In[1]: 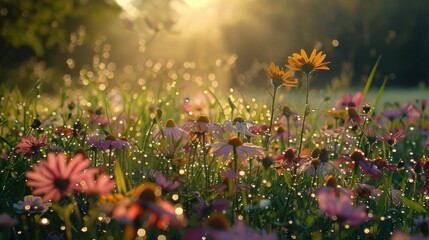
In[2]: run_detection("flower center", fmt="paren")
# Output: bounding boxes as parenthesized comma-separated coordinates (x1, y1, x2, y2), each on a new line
(350, 149, 365, 162)
(228, 137, 243, 147)
(319, 149, 329, 162)
(347, 107, 359, 119)
(105, 135, 116, 141)
(196, 115, 210, 123)
(206, 213, 230, 230)
(166, 119, 176, 128)
(302, 63, 314, 74)
(233, 116, 244, 124)
(54, 178, 70, 192)
(277, 126, 286, 134)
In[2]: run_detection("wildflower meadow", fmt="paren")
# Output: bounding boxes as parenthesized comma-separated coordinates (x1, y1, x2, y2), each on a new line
(0, 45, 428, 240)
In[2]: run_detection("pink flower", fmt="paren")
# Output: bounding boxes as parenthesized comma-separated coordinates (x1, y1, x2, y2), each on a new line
(316, 189, 370, 225)
(335, 92, 363, 110)
(153, 119, 188, 141)
(15, 134, 47, 156)
(209, 136, 264, 164)
(81, 173, 116, 196)
(378, 129, 406, 146)
(25, 153, 98, 202)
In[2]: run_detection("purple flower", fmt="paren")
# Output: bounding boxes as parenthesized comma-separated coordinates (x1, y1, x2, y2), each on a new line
(195, 196, 231, 217)
(155, 172, 181, 192)
(13, 195, 51, 215)
(87, 134, 131, 150)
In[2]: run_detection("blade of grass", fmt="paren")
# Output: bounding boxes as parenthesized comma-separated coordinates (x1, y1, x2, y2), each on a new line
(370, 76, 388, 116)
(361, 55, 382, 110)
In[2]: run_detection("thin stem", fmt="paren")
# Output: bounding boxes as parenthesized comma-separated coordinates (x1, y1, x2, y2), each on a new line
(265, 87, 278, 150)
(298, 74, 310, 158)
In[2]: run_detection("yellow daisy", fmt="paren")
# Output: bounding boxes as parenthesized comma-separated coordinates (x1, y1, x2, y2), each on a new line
(286, 49, 330, 74)
(264, 62, 298, 88)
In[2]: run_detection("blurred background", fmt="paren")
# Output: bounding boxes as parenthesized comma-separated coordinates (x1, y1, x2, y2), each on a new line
(1, 0, 428, 93)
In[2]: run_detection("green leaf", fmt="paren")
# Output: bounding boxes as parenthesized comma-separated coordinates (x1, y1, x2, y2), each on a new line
(397, 195, 427, 213)
(362, 55, 382, 109)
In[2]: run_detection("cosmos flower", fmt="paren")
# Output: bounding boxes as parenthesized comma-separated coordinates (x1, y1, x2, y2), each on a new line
(15, 134, 47, 156)
(264, 62, 298, 88)
(286, 49, 330, 74)
(209, 136, 264, 164)
(316, 189, 370, 225)
(25, 152, 98, 202)
(13, 195, 51, 215)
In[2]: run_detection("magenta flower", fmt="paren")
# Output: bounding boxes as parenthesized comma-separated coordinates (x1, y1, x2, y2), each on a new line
(15, 134, 47, 156)
(209, 136, 264, 164)
(13, 195, 51, 215)
(25, 152, 98, 202)
(195, 196, 231, 218)
(316, 189, 370, 225)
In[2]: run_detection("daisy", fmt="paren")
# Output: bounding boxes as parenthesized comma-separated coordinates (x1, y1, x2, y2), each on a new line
(264, 62, 298, 89)
(286, 49, 330, 74)
(209, 136, 264, 164)
(25, 152, 98, 202)
(15, 134, 47, 156)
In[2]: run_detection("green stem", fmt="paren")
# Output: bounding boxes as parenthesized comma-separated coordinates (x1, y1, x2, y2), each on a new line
(298, 73, 310, 158)
(265, 87, 278, 150)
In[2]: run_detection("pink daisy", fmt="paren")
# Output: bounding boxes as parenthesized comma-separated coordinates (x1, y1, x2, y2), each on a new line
(209, 136, 264, 164)
(316, 189, 370, 225)
(15, 134, 47, 156)
(25, 152, 98, 202)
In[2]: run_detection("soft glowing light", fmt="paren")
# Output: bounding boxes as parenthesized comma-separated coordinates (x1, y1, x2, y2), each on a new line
(184, 0, 216, 8)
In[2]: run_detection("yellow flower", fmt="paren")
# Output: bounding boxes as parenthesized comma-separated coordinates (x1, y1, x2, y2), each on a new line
(264, 62, 298, 88)
(286, 49, 330, 74)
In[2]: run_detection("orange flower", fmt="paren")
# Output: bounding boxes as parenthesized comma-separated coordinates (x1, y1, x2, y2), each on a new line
(264, 62, 298, 88)
(286, 49, 330, 74)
